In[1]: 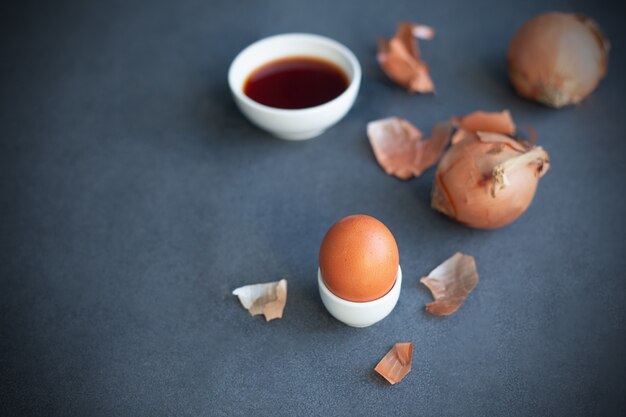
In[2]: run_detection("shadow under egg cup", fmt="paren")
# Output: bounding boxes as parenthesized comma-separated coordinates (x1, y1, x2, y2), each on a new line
(318, 266, 402, 328)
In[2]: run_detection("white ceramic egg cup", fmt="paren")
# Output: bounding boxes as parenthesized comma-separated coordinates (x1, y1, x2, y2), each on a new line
(318, 266, 402, 328)
(228, 33, 361, 140)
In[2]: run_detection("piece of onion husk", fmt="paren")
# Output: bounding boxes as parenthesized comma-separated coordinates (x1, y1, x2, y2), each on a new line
(378, 22, 435, 93)
(432, 132, 550, 229)
(420, 252, 478, 315)
(374, 343, 413, 384)
(507, 12, 609, 108)
(368, 117, 452, 179)
(232, 279, 287, 321)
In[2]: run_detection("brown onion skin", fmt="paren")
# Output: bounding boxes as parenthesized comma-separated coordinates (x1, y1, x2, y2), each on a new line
(432, 134, 549, 229)
(507, 12, 609, 108)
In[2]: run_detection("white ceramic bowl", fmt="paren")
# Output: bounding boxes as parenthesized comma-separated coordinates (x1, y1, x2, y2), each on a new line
(318, 265, 402, 328)
(228, 33, 361, 140)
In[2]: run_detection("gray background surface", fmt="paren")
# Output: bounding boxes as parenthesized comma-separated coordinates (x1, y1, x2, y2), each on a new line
(1, 0, 625, 415)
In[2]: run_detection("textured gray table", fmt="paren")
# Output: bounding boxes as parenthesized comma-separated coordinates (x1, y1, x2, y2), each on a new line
(1, 0, 625, 416)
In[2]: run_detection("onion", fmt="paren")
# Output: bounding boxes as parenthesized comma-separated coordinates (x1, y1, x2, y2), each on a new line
(507, 12, 609, 108)
(432, 132, 550, 229)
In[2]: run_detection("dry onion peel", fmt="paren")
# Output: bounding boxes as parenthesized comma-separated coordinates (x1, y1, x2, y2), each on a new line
(451, 109, 516, 145)
(475, 131, 527, 152)
(368, 117, 423, 180)
(507, 12, 609, 108)
(451, 110, 516, 136)
(520, 125, 538, 146)
(420, 121, 453, 170)
(420, 252, 478, 315)
(232, 279, 287, 321)
(368, 117, 451, 180)
(451, 128, 473, 145)
(374, 342, 413, 384)
(432, 131, 549, 229)
(378, 22, 435, 93)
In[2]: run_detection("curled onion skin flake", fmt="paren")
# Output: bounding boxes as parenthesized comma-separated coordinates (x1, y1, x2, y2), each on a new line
(432, 132, 550, 229)
(368, 117, 452, 179)
(232, 279, 287, 321)
(378, 22, 435, 93)
(507, 12, 609, 108)
(368, 117, 424, 180)
(420, 121, 453, 171)
(451, 110, 516, 136)
(450, 128, 473, 146)
(451, 109, 517, 145)
(420, 252, 478, 315)
(374, 342, 413, 384)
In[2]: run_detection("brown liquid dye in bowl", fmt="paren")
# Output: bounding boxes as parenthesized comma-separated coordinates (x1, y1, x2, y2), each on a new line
(243, 56, 349, 109)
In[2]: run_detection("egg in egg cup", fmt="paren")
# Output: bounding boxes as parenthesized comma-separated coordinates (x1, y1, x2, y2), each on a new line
(318, 214, 402, 328)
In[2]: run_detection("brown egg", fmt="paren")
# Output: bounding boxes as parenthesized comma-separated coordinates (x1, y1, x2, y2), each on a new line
(319, 214, 399, 302)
